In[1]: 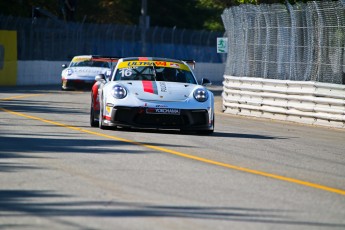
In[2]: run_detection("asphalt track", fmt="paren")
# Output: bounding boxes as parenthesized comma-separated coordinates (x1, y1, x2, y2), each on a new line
(0, 85, 344, 230)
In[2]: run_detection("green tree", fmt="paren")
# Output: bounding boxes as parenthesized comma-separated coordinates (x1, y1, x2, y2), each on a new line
(0, 0, 320, 31)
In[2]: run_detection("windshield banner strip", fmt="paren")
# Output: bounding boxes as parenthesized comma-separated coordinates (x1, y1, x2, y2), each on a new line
(118, 61, 190, 71)
(72, 57, 92, 62)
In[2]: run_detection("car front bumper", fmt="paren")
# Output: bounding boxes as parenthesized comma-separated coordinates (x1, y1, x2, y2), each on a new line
(103, 106, 213, 130)
(62, 79, 96, 90)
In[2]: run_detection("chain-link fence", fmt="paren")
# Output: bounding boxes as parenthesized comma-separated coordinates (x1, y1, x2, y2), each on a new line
(222, 0, 345, 84)
(0, 15, 224, 63)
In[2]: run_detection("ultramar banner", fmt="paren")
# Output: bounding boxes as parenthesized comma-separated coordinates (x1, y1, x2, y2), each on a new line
(0, 30, 17, 86)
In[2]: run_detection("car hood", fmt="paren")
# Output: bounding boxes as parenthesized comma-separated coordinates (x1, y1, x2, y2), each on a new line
(122, 81, 200, 101)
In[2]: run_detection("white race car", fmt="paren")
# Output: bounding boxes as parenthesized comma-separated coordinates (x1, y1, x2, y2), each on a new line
(90, 57, 214, 134)
(61, 55, 112, 90)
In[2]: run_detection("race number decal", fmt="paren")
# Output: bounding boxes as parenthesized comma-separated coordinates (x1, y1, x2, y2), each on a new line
(119, 68, 133, 78)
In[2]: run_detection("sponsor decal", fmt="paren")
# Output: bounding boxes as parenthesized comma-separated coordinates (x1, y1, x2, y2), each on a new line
(142, 80, 158, 94)
(126, 61, 151, 67)
(123, 61, 166, 67)
(146, 108, 180, 115)
(105, 104, 112, 114)
(75, 68, 104, 73)
(159, 82, 167, 92)
(154, 61, 166, 66)
(169, 63, 180, 68)
(119, 61, 190, 71)
(156, 105, 168, 108)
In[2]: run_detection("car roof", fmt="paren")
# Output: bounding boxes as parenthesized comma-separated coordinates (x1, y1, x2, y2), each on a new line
(72, 55, 120, 60)
(72, 55, 92, 59)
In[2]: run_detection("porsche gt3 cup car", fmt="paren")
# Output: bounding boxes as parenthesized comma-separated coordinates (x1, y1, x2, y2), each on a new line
(90, 57, 214, 134)
(61, 55, 113, 90)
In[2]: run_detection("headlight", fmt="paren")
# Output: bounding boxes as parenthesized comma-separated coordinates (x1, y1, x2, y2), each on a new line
(67, 69, 73, 76)
(111, 85, 127, 99)
(193, 88, 208, 102)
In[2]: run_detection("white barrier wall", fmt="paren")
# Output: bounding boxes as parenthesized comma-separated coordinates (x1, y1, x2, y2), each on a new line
(223, 75, 345, 129)
(193, 62, 225, 85)
(17, 61, 66, 85)
(16, 61, 225, 85)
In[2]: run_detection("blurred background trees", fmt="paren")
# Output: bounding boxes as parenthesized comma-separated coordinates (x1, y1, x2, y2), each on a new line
(0, 0, 318, 31)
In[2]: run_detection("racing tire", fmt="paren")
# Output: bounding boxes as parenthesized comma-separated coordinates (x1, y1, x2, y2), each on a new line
(90, 106, 98, 127)
(90, 95, 99, 127)
(99, 105, 106, 129)
(197, 115, 215, 135)
(198, 129, 214, 135)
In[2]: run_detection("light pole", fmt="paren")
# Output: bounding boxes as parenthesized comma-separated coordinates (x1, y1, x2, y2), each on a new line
(140, 0, 149, 56)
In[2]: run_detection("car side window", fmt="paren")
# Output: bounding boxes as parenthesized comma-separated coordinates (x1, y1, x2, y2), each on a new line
(185, 71, 197, 84)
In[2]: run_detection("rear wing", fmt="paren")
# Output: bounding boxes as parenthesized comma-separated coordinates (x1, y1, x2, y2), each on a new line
(91, 56, 121, 69)
(183, 60, 196, 69)
(91, 56, 121, 63)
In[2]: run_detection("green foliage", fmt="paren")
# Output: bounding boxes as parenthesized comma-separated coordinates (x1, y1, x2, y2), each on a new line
(0, 0, 317, 31)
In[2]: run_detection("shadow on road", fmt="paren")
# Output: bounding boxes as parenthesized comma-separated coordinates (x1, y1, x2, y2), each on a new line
(0, 189, 343, 228)
(211, 132, 287, 139)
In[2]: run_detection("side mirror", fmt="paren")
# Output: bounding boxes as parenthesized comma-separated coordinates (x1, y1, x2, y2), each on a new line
(201, 78, 212, 86)
(62, 64, 67, 69)
(105, 70, 112, 80)
(95, 74, 106, 83)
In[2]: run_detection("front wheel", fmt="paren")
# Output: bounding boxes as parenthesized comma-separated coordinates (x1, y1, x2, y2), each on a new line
(99, 105, 106, 129)
(90, 106, 98, 127)
(198, 129, 214, 135)
(197, 114, 215, 135)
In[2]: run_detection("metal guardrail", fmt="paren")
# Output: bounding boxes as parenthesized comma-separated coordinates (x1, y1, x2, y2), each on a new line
(0, 15, 225, 63)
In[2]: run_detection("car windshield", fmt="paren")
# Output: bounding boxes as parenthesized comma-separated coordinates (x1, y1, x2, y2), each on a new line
(114, 66, 197, 84)
(70, 60, 110, 68)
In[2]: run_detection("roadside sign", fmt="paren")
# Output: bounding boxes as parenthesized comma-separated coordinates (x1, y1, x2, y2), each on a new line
(217, 37, 228, 53)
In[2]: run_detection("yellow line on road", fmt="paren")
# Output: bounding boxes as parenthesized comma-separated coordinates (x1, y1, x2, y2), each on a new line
(1, 95, 345, 196)
(0, 94, 43, 101)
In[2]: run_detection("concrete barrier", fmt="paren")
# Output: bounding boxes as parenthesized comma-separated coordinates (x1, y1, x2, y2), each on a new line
(17, 61, 65, 85)
(223, 75, 345, 129)
(16, 61, 225, 86)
